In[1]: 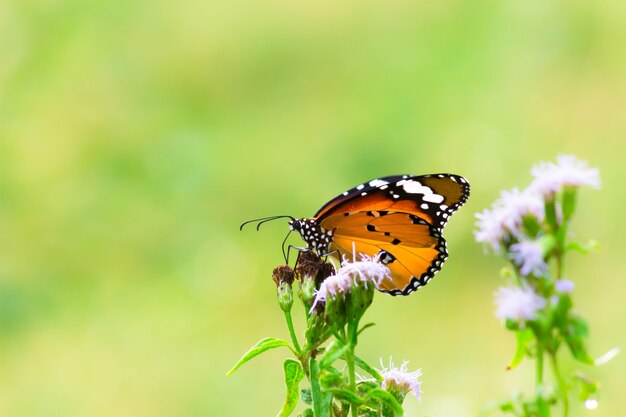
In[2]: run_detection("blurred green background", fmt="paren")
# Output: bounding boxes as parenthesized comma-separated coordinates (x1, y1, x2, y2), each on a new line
(1, 0, 625, 415)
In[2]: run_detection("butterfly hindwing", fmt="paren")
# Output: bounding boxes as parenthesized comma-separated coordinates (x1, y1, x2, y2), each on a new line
(327, 212, 447, 295)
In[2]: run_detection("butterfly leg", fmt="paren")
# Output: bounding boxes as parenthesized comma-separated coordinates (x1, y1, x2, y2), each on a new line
(285, 244, 311, 265)
(318, 249, 338, 261)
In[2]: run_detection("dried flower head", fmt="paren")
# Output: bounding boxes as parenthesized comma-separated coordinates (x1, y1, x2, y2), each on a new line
(272, 265, 295, 287)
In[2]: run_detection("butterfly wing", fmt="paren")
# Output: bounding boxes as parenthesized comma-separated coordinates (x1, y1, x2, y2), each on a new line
(316, 174, 470, 295)
(316, 174, 470, 230)
(326, 211, 446, 295)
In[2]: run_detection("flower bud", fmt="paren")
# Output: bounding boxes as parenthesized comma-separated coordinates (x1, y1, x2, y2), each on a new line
(295, 252, 334, 305)
(277, 281, 293, 312)
(346, 281, 374, 322)
(272, 265, 294, 312)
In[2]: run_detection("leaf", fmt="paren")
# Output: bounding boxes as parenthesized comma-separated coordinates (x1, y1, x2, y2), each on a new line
(366, 388, 403, 416)
(565, 240, 600, 254)
(563, 317, 594, 365)
(561, 187, 577, 222)
(309, 357, 332, 417)
(544, 198, 559, 231)
(278, 359, 305, 417)
(358, 322, 376, 335)
(507, 328, 533, 370)
(574, 372, 598, 401)
(354, 356, 383, 381)
(319, 340, 348, 369)
(324, 388, 364, 404)
(226, 337, 294, 375)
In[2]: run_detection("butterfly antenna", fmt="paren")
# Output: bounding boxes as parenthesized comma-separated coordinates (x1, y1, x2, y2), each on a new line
(239, 215, 295, 231)
(281, 229, 293, 263)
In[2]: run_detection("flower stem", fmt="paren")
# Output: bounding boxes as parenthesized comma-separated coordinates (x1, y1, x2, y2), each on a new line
(536, 342, 544, 388)
(550, 352, 569, 417)
(347, 320, 359, 417)
(284, 310, 302, 354)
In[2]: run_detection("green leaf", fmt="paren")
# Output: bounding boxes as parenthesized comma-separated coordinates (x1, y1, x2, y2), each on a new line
(562, 186, 577, 222)
(297, 409, 314, 417)
(358, 322, 376, 335)
(319, 368, 344, 389)
(565, 240, 600, 254)
(319, 340, 348, 369)
(226, 337, 294, 375)
(278, 359, 305, 417)
(574, 372, 599, 401)
(366, 388, 403, 416)
(324, 387, 364, 404)
(507, 328, 533, 370)
(355, 356, 383, 381)
(310, 357, 332, 417)
(544, 197, 559, 231)
(563, 317, 594, 365)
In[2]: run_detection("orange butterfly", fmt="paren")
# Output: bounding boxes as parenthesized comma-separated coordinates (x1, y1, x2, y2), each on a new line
(244, 174, 470, 296)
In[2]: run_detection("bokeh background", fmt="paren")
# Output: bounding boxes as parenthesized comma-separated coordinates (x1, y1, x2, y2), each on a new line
(1, 0, 625, 416)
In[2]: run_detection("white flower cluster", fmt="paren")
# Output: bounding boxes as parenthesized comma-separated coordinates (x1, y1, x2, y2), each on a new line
(310, 253, 390, 311)
(378, 358, 422, 401)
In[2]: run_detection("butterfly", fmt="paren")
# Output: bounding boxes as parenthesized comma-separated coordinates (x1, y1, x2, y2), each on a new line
(243, 174, 470, 296)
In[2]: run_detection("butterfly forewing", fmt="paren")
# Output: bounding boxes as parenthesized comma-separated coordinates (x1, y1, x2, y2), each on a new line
(315, 174, 469, 230)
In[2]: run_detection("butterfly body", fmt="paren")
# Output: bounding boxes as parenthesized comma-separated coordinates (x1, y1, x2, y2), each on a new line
(289, 174, 470, 296)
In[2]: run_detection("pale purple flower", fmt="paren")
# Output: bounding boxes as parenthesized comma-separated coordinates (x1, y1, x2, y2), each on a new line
(474, 188, 544, 252)
(378, 358, 422, 401)
(339, 252, 390, 288)
(509, 240, 547, 276)
(311, 273, 351, 310)
(310, 252, 390, 311)
(530, 154, 601, 197)
(555, 279, 575, 293)
(494, 286, 547, 321)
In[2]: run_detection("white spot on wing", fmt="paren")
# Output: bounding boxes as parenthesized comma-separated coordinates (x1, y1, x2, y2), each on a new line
(402, 181, 432, 195)
(369, 179, 389, 187)
(356, 184, 365, 190)
(423, 193, 444, 204)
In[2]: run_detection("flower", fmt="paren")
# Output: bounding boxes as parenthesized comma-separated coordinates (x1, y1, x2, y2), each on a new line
(509, 240, 548, 276)
(530, 154, 601, 197)
(494, 286, 547, 321)
(309, 252, 391, 312)
(310, 273, 351, 311)
(554, 279, 575, 293)
(474, 188, 544, 252)
(339, 252, 390, 288)
(378, 358, 422, 402)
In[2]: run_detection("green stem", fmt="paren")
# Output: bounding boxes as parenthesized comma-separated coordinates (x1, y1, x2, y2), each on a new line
(550, 352, 569, 417)
(347, 320, 359, 417)
(310, 357, 324, 417)
(284, 310, 302, 354)
(536, 342, 544, 389)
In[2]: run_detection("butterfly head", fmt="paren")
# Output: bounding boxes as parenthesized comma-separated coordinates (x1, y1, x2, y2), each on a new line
(289, 218, 333, 254)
